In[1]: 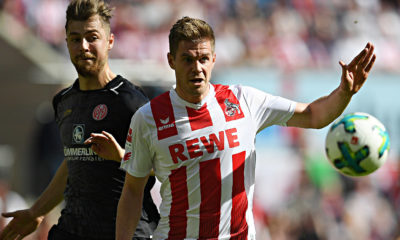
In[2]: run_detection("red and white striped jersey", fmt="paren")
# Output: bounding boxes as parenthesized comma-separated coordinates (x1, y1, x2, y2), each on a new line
(121, 84, 296, 239)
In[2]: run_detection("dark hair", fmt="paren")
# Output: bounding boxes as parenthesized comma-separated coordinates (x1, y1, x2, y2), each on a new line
(169, 16, 215, 57)
(65, 0, 114, 33)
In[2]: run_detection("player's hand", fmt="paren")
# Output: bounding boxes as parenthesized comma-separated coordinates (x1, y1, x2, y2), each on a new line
(339, 42, 376, 95)
(84, 131, 125, 162)
(0, 209, 43, 240)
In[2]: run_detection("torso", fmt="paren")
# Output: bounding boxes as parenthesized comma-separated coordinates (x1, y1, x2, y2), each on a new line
(123, 84, 296, 239)
(53, 76, 158, 239)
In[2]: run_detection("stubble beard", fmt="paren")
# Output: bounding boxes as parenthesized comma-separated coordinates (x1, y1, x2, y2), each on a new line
(73, 58, 106, 77)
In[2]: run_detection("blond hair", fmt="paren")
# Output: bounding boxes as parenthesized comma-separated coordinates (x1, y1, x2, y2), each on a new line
(169, 16, 215, 57)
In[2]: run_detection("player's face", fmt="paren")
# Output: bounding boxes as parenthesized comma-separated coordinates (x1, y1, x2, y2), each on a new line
(66, 15, 114, 77)
(168, 39, 216, 103)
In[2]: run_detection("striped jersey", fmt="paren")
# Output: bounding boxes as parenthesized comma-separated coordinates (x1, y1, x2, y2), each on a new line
(121, 84, 296, 239)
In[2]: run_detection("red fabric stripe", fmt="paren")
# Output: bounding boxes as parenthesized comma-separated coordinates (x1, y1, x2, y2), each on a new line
(168, 166, 189, 239)
(150, 92, 178, 140)
(199, 158, 221, 239)
(230, 151, 248, 239)
(186, 104, 213, 131)
(214, 84, 244, 122)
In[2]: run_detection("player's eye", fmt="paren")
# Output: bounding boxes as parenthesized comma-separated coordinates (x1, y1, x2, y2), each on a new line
(87, 35, 99, 42)
(184, 57, 193, 63)
(200, 57, 209, 63)
(69, 38, 80, 43)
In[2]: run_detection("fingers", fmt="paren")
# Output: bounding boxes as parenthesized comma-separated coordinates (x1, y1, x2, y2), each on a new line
(83, 137, 92, 145)
(360, 43, 375, 69)
(339, 60, 349, 78)
(101, 131, 115, 141)
(84, 133, 109, 145)
(1, 212, 16, 218)
(347, 43, 370, 68)
(364, 54, 376, 73)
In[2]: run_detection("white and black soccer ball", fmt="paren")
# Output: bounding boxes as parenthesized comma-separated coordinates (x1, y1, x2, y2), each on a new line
(325, 112, 390, 177)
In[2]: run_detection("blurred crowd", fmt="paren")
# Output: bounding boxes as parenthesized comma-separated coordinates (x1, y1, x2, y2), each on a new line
(1, 0, 400, 239)
(2, 0, 400, 71)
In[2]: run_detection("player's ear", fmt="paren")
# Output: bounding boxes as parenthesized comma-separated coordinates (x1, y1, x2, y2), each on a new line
(108, 33, 114, 50)
(167, 52, 175, 70)
(212, 52, 216, 65)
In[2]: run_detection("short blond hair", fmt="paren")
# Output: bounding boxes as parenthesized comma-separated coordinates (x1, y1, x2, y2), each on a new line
(169, 16, 215, 57)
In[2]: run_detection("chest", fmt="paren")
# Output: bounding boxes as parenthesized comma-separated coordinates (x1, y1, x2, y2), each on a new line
(150, 99, 256, 171)
(56, 92, 131, 147)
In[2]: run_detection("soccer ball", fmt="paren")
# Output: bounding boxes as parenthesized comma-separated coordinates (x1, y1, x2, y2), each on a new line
(325, 112, 390, 177)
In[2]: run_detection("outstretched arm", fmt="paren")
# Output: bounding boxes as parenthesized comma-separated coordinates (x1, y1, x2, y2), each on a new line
(287, 42, 376, 129)
(0, 160, 68, 240)
(116, 173, 149, 240)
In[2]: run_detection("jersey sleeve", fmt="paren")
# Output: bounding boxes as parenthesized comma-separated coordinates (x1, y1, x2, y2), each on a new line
(120, 108, 153, 178)
(239, 85, 296, 132)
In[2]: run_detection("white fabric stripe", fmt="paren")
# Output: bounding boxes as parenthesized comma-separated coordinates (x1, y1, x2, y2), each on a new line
(186, 157, 201, 237)
(219, 153, 233, 238)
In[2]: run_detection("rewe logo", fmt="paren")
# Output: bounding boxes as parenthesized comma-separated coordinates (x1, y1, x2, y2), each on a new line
(158, 116, 175, 131)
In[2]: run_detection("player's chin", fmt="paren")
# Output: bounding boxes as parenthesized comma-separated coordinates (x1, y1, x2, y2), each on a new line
(76, 65, 100, 77)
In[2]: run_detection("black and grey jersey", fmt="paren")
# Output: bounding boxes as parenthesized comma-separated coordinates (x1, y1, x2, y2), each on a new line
(53, 75, 159, 239)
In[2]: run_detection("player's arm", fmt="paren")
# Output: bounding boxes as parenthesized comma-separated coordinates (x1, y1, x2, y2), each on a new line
(116, 173, 149, 240)
(85, 132, 156, 176)
(0, 159, 68, 240)
(287, 42, 376, 129)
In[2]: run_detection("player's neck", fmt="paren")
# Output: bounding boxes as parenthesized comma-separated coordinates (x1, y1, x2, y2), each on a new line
(176, 84, 210, 104)
(78, 66, 116, 91)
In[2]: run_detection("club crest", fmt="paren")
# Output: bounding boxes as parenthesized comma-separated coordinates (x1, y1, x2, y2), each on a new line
(72, 124, 85, 144)
(92, 104, 108, 121)
(224, 99, 241, 117)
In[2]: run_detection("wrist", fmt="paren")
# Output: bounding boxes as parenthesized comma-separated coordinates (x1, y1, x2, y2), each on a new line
(118, 147, 125, 161)
(337, 86, 353, 99)
(28, 208, 45, 222)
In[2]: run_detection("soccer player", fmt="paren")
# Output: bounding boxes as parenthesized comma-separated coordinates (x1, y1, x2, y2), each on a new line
(89, 17, 376, 239)
(0, 1, 159, 240)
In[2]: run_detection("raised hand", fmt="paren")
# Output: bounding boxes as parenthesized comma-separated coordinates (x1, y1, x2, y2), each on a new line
(84, 131, 125, 162)
(0, 209, 43, 240)
(339, 42, 376, 95)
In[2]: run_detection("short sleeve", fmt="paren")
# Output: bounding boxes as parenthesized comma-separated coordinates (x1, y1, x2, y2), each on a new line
(240, 86, 296, 132)
(120, 109, 153, 177)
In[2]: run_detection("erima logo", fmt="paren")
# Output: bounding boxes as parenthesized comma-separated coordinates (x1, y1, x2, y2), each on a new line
(224, 99, 240, 117)
(158, 117, 175, 131)
(160, 117, 169, 124)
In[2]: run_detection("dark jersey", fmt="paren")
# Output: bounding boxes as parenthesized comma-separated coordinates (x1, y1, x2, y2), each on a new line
(52, 75, 159, 239)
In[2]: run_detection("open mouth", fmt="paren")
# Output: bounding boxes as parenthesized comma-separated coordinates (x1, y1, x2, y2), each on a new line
(190, 78, 203, 83)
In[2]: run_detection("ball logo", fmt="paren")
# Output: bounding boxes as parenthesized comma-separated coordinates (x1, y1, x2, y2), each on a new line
(92, 104, 108, 121)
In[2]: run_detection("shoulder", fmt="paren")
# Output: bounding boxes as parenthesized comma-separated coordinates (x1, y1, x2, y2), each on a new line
(111, 76, 147, 98)
(52, 84, 75, 111)
(110, 76, 149, 109)
(213, 83, 260, 98)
